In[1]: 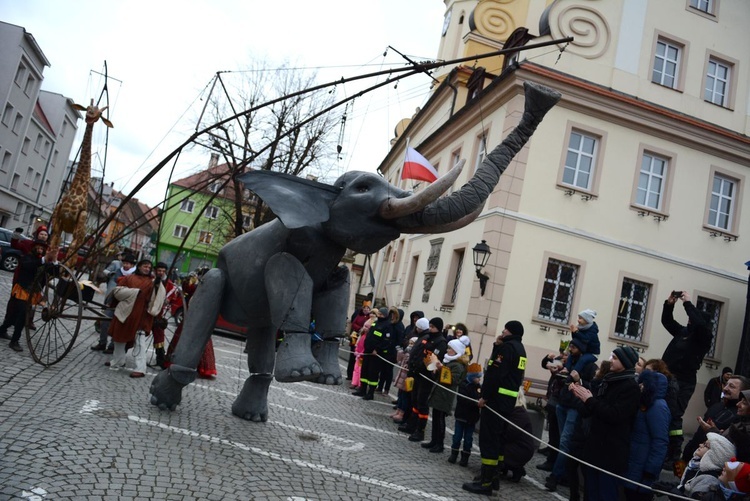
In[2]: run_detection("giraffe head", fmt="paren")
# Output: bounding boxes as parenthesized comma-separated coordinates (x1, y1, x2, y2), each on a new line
(72, 99, 114, 128)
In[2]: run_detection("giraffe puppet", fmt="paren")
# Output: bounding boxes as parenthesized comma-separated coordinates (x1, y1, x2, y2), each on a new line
(48, 100, 113, 267)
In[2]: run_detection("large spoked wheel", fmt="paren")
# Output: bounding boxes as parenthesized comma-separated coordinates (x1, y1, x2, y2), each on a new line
(26, 264, 83, 367)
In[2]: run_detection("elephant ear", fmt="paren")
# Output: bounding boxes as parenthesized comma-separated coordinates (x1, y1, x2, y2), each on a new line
(236, 170, 340, 229)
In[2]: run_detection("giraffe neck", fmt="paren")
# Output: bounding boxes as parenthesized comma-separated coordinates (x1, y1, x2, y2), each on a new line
(71, 120, 94, 189)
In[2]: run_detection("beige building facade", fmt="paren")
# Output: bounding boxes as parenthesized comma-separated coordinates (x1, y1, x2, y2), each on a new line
(360, 0, 750, 425)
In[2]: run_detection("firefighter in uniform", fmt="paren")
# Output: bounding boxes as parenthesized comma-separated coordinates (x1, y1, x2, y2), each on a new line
(354, 307, 394, 401)
(463, 320, 526, 495)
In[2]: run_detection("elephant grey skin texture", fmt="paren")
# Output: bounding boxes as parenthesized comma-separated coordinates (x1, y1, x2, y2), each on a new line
(149, 81, 562, 422)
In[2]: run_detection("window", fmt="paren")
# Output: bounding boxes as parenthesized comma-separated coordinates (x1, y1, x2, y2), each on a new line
(707, 173, 736, 231)
(403, 255, 419, 303)
(12, 112, 23, 134)
(14, 62, 27, 87)
(563, 131, 597, 190)
(173, 225, 188, 238)
(14, 202, 22, 220)
(42, 180, 50, 196)
(42, 141, 50, 159)
(1, 151, 11, 173)
(51, 150, 58, 166)
(198, 230, 213, 245)
(10, 174, 19, 191)
(636, 153, 668, 210)
(208, 182, 222, 193)
(242, 215, 252, 228)
(390, 239, 404, 281)
(689, 0, 715, 15)
(2, 104, 13, 125)
(24, 167, 33, 185)
(33, 173, 41, 191)
(34, 134, 42, 152)
(179, 199, 194, 213)
(652, 39, 682, 89)
(615, 278, 651, 343)
(538, 258, 579, 324)
(24, 74, 36, 95)
(473, 133, 487, 173)
(705, 56, 733, 107)
(444, 249, 465, 305)
(696, 296, 722, 360)
(22, 138, 30, 155)
(204, 205, 219, 219)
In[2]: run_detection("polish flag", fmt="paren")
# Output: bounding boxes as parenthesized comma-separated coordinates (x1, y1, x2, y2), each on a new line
(401, 147, 438, 183)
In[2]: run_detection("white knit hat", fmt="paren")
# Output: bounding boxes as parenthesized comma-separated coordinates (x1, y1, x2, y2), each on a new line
(415, 317, 429, 332)
(700, 432, 737, 472)
(448, 339, 465, 355)
(578, 309, 597, 324)
(459, 334, 471, 347)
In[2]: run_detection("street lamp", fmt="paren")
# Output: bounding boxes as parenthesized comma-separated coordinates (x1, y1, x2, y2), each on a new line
(472, 239, 492, 296)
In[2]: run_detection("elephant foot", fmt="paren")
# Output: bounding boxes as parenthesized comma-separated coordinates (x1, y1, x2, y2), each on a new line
(311, 339, 343, 385)
(274, 332, 321, 382)
(149, 364, 196, 411)
(232, 374, 272, 422)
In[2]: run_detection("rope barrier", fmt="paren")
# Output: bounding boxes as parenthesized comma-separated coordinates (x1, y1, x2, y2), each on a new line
(338, 344, 694, 500)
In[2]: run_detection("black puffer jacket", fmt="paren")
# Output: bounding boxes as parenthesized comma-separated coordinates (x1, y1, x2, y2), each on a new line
(482, 334, 526, 415)
(408, 330, 447, 377)
(661, 300, 712, 382)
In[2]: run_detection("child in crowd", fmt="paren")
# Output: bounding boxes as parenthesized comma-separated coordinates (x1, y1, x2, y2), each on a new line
(688, 460, 750, 500)
(454, 322, 473, 361)
(565, 308, 600, 374)
(449, 362, 483, 466)
(392, 336, 418, 423)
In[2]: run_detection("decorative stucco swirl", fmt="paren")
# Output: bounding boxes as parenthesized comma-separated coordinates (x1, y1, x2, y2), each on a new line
(539, 1, 610, 59)
(469, 0, 516, 42)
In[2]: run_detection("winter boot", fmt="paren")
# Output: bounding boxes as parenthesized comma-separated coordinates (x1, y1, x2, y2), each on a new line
(508, 466, 526, 483)
(398, 414, 417, 434)
(459, 450, 471, 467)
(155, 347, 166, 369)
(352, 387, 366, 397)
(421, 438, 438, 449)
(362, 385, 375, 401)
(448, 449, 459, 464)
(408, 428, 425, 442)
(429, 443, 444, 453)
(462, 464, 495, 495)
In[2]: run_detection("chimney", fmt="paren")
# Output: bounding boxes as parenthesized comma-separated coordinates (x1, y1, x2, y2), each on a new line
(208, 153, 219, 169)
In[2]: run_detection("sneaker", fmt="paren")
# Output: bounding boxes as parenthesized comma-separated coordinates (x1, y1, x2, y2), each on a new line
(9, 341, 22, 352)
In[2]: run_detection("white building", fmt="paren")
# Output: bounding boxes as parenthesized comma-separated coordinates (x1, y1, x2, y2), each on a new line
(0, 21, 79, 232)
(364, 0, 750, 425)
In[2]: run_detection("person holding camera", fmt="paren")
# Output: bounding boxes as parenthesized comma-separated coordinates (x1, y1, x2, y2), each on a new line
(661, 290, 713, 468)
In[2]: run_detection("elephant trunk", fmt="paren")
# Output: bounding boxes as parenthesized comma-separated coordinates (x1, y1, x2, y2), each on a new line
(394, 81, 561, 233)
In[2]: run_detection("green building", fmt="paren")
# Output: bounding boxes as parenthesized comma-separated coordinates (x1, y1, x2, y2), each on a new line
(156, 154, 252, 274)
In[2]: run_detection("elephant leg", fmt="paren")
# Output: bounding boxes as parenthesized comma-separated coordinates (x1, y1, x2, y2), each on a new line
(232, 325, 276, 422)
(311, 265, 350, 385)
(266, 253, 320, 382)
(150, 268, 224, 411)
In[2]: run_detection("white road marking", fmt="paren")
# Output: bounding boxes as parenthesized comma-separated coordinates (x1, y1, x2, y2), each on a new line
(125, 414, 455, 500)
(20, 487, 47, 500)
(79, 400, 101, 414)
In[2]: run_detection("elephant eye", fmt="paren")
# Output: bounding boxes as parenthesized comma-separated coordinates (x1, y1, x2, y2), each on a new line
(356, 184, 369, 193)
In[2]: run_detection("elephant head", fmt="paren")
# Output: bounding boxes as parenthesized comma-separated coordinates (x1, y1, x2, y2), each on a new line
(237, 81, 561, 254)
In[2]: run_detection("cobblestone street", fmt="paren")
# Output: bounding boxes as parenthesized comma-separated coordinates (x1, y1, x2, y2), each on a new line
(0, 269, 603, 500)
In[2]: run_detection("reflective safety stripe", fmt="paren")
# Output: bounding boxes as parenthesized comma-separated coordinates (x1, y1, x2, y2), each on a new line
(487, 360, 494, 366)
(372, 330, 383, 337)
(497, 455, 504, 462)
(481, 458, 499, 466)
(669, 429, 684, 436)
(518, 357, 526, 370)
(498, 387, 519, 397)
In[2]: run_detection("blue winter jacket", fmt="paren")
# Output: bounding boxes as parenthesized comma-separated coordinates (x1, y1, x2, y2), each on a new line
(624, 370, 672, 493)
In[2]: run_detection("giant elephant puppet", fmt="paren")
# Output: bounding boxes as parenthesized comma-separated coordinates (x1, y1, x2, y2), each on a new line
(149, 81, 562, 421)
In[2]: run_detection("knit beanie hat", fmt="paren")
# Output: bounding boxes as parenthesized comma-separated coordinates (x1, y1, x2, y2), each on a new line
(578, 309, 597, 324)
(156, 262, 169, 270)
(362, 300, 372, 308)
(408, 336, 418, 345)
(723, 366, 734, 376)
(724, 461, 750, 493)
(467, 362, 483, 382)
(415, 318, 429, 332)
(448, 339, 465, 355)
(459, 334, 471, 347)
(504, 320, 524, 337)
(378, 307, 389, 317)
(700, 433, 737, 472)
(429, 317, 444, 332)
(613, 346, 639, 370)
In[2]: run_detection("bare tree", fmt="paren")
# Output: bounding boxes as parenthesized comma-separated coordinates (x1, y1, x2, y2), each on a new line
(195, 60, 341, 236)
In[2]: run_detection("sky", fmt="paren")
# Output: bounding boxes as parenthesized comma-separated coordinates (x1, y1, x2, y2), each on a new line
(1, 0, 447, 208)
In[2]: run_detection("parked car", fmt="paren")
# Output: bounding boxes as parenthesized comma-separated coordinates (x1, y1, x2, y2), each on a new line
(0, 227, 29, 272)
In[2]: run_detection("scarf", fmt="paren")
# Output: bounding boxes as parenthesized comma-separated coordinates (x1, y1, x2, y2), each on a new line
(443, 351, 461, 364)
(121, 266, 136, 276)
(596, 368, 636, 397)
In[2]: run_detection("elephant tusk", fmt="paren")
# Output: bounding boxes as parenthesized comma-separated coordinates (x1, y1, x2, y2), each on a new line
(378, 159, 465, 220)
